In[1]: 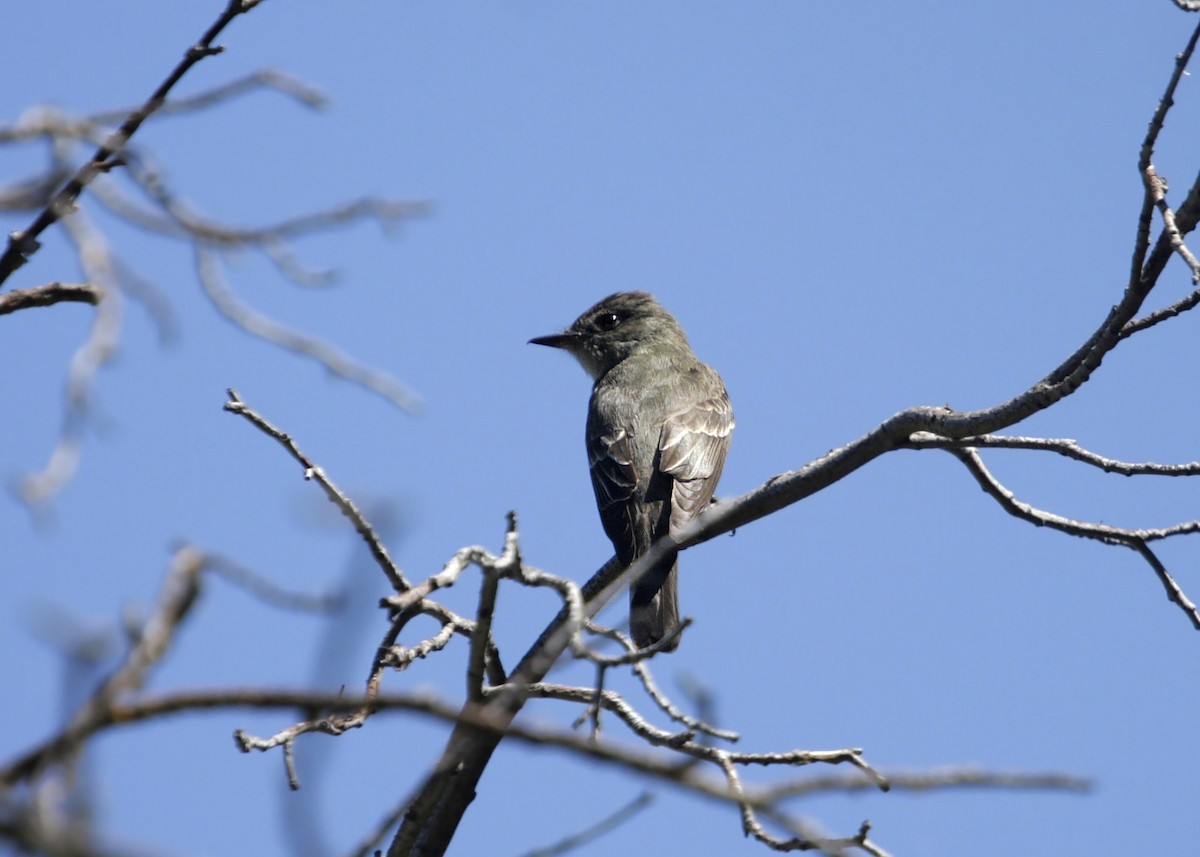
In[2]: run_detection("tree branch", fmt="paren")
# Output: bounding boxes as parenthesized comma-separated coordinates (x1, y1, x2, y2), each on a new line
(389, 21, 1200, 853)
(0, 282, 103, 315)
(0, 0, 267, 285)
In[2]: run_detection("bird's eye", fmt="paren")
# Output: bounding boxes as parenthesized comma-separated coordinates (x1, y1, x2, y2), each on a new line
(594, 312, 622, 332)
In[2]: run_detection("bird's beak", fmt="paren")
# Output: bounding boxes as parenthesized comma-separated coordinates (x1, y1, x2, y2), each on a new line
(529, 332, 578, 350)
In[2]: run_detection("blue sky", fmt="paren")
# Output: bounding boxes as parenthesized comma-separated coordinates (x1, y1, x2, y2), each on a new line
(4, 3, 1200, 856)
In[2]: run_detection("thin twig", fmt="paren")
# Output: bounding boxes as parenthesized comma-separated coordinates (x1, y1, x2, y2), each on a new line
(1132, 18, 1200, 282)
(223, 388, 410, 592)
(510, 792, 654, 857)
(203, 552, 344, 613)
(908, 431, 1200, 476)
(14, 216, 121, 512)
(203, 254, 420, 412)
(948, 447, 1200, 629)
(0, 0, 268, 284)
(0, 282, 103, 315)
(1145, 164, 1200, 282)
(2, 546, 206, 785)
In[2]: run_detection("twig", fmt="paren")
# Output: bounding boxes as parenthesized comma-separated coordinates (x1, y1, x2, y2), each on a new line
(760, 767, 1091, 801)
(2, 546, 206, 785)
(1144, 164, 1200, 283)
(92, 68, 328, 122)
(14, 216, 121, 513)
(223, 388, 410, 592)
(0, 71, 324, 147)
(1130, 540, 1200, 630)
(512, 682, 695, 746)
(203, 254, 420, 413)
(583, 620, 739, 742)
(466, 518, 512, 701)
(203, 551, 344, 613)
(0, 282, 103, 315)
(1132, 18, 1200, 282)
(713, 754, 886, 856)
(948, 447, 1200, 629)
(0, 0, 268, 284)
(510, 792, 654, 857)
(908, 431, 1200, 476)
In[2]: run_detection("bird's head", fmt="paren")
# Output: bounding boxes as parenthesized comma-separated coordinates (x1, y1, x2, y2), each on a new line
(529, 291, 688, 380)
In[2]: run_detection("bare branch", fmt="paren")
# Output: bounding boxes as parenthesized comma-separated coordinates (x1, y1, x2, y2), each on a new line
(760, 767, 1091, 801)
(1130, 540, 1200, 630)
(0, 281, 103, 315)
(92, 68, 328, 123)
(223, 388, 410, 592)
(384, 32, 1200, 838)
(14, 215, 121, 513)
(4, 685, 1088, 804)
(0, 0, 268, 284)
(945, 446, 1200, 545)
(202, 551, 344, 613)
(222, 392, 510, 747)
(0, 71, 326, 150)
(582, 620, 739, 742)
(909, 431, 1200, 476)
(1132, 18, 1200, 280)
(512, 682, 695, 746)
(2, 546, 205, 785)
(509, 792, 653, 857)
(714, 753, 885, 856)
(467, 516, 514, 701)
(947, 447, 1200, 630)
(101, 147, 428, 286)
(203, 254, 420, 412)
(1120, 286, 1200, 337)
(1148, 164, 1200, 282)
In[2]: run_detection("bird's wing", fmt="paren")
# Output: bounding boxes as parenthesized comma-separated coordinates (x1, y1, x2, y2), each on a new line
(588, 424, 641, 560)
(588, 426, 638, 508)
(658, 367, 734, 535)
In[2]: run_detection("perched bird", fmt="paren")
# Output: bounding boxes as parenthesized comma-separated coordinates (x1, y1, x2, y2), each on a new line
(530, 292, 733, 650)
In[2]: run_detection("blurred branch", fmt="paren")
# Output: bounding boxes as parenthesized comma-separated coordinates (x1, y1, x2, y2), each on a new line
(2, 546, 205, 786)
(202, 551, 345, 613)
(761, 767, 1091, 800)
(0, 71, 326, 150)
(3, 5, 426, 505)
(12, 213, 122, 516)
(0, 0, 267, 284)
(101, 146, 429, 287)
(0, 281, 102, 315)
(93, 68, 328, 123)
(509, 792, 653, 857)
(201, 256, 421, 412)
(2, 686, 1089, 810)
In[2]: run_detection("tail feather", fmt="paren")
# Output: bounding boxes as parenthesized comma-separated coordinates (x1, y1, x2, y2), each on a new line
(629, 558, 679, 651)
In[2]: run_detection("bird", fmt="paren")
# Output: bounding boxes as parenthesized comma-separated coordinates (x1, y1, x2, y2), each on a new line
(530, 291, 733, 650)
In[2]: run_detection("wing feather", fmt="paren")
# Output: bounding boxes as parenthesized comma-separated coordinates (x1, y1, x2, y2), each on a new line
(658, 366, 733, 534)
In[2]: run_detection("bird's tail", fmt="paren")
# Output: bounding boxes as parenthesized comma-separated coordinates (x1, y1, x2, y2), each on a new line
(629, 557, 679, 651)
